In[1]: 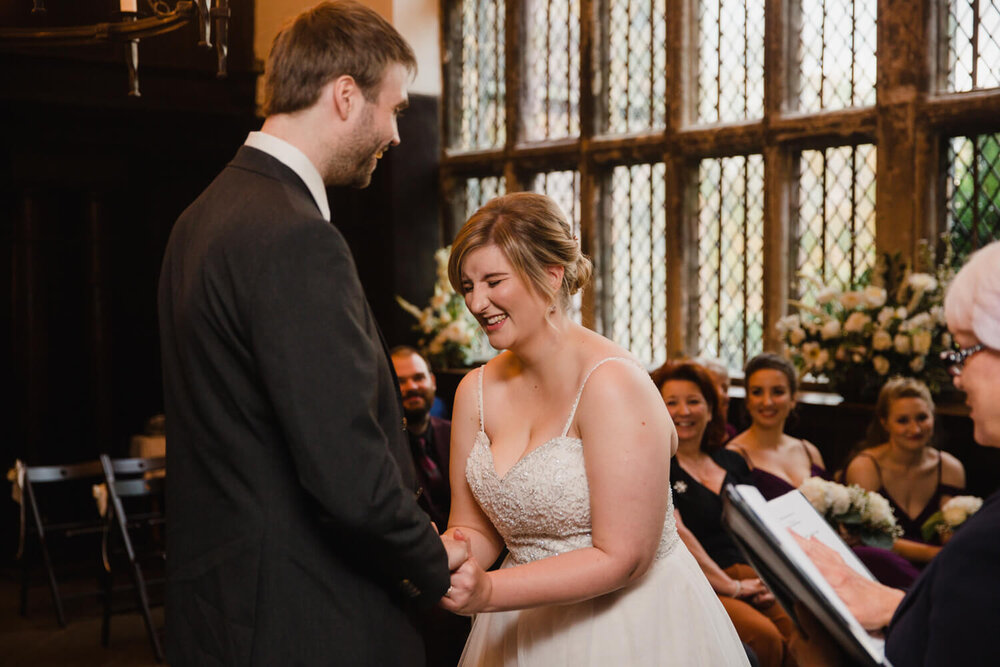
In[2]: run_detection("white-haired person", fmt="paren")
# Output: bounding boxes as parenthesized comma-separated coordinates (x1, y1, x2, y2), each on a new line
(795, 240, 1000, 666)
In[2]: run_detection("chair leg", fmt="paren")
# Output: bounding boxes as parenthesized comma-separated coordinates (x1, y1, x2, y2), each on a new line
(38, 534, 67, 627)
(130, 562, 164, 663)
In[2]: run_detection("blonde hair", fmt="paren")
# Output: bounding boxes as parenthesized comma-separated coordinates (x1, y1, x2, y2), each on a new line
(866, 376, 935, 445)
(447, 193, 593, 311)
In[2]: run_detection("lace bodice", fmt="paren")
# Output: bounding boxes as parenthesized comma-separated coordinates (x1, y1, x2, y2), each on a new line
(465, 357, 679, 566)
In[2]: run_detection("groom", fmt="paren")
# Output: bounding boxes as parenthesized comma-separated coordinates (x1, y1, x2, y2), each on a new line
(159, 2, 465, 664)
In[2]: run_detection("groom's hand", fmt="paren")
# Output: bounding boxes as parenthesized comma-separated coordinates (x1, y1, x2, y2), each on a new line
(441, 529, 471, 571)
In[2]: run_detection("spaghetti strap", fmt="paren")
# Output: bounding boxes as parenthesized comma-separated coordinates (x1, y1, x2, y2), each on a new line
(477, 366, 486, 432)
(935, 448, 943, 486)
(858, 452, 885, 487)
(560, 356, 639, 437)
(799, 439, 815, 467)
(731, 445, 755, 470)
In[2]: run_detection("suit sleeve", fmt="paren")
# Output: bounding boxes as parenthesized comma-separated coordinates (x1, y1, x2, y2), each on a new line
(249, 219, 449, 607)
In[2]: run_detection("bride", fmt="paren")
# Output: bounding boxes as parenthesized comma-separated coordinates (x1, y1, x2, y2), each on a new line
(439, 192, 749, 665)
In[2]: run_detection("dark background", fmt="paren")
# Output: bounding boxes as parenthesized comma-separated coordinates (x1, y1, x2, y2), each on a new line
(0, 3, 446, 565)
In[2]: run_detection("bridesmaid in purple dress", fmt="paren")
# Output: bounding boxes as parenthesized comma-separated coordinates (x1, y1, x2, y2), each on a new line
(726, 353, 921, 589)
(844, 377, 966, 566)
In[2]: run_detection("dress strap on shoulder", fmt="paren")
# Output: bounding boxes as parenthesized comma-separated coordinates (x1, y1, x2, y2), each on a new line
(731, 445, 755, 470)
(560, 356, 639, 437)
(477, 365, 486, 432)
(858, 452, 885, 487)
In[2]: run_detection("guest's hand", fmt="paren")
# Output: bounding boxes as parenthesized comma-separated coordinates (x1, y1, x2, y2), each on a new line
(790, 531, 905, 630)
(439, 556, 491, 615)
(441, 529, 472, 571)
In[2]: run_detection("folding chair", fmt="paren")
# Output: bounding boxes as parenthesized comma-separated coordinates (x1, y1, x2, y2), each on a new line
(17, 459, 106, 627)
(99, 454, 166, 663)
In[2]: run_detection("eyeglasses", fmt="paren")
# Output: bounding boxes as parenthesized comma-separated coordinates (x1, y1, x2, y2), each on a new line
(940, 344, 985, 377)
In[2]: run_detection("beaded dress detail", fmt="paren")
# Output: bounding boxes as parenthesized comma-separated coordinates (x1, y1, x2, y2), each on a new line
(457, 357, 749, 667)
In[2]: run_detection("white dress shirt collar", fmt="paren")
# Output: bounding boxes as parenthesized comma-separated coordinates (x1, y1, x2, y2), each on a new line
(244, 131, 331, 222)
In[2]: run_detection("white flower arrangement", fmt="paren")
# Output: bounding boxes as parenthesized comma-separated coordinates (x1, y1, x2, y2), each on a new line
(777, 245, 955, 401)
(920, 495, 984, 543)
(396, 246, 494, 369)
(799, 477, 903, 549)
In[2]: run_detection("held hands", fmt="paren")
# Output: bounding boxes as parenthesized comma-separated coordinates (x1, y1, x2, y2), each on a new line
(438, 529, 491, 615)
(730, 577, 774, 607)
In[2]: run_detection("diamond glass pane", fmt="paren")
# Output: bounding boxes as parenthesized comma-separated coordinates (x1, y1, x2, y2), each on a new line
(453, 0, 506, 150)
(465, 176, 506, 221)
(696, 155, 765, 371)
(606, 164, 667, 366)
(603, 0, 667, 134)
(531, 171, 583, 321)
(524, 0, 580, 140)
(796, 145, 877, 303)
(696, 0, 765, 124)
(947, 133, 1000, 259)
(796, 0, 876, 111)
(945, 0, 1000, 91)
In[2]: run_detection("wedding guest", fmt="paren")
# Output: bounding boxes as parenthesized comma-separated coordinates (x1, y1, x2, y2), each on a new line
(392, 346, 453, 531)
(694, 356, 738, 441)
(843, 377, 966, 564)
(727, 353, 921, 589)
(653, 360, 799, 667)
(440, 192, 749, 665)
(795, 239, 1000, 666)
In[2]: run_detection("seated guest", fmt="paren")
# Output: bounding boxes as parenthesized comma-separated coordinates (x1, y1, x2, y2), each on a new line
(653, 360, 799, 667)
(795, 239, 1000, 667)
(694, 356, 738, 441)
(391, 346, 452, 531)
(391, 346, 470, 667)
(728, 353, 920, 589)
(843, 377, 966, 565)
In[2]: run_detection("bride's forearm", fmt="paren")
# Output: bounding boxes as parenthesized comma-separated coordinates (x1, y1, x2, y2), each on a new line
(443, 525, 503, 568)
(480, 546, 648, 612)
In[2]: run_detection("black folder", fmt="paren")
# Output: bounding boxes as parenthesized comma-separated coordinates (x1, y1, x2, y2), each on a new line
(721, 483, 891, 667)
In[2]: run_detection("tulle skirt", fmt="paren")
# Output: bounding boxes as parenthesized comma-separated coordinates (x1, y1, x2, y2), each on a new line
(458, 543, 751, 666)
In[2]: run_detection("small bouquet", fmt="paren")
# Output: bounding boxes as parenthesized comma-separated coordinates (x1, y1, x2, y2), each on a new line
(921, 495, 983, 543)
(799, 477, 903, 549)
(396, 246, 493, 370)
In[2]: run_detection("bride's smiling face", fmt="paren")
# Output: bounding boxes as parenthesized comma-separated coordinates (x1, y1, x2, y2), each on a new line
(460, 243, 551, 349)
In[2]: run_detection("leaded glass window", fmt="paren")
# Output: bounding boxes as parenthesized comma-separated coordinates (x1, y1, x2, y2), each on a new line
(602, 0, 667, 133)
(796, 144, 877, 299)
(796, 0, 877, 111)
(524, 0, 580, 140)
(448, 0, 506, 150)
(603, 164, 667, 366)
(947, 133, 1000, 258)
(943, 0, 1000, 92)
(465, 176, 506, 220)
(697, 155, 765, 371)
(696, 0, 765, 124)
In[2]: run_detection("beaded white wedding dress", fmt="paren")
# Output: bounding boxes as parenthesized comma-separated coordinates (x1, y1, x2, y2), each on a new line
(458, 359, 750, 666)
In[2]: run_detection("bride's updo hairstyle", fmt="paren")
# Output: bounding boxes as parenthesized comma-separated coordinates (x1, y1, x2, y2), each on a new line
(448, 192, 593, 312)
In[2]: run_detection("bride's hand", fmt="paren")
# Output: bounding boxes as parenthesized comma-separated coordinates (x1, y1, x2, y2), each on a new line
(441, 529, 472, 571)
(439, 556, 491, 615)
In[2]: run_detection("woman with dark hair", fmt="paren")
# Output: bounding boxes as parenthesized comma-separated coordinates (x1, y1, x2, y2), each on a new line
(728, 353, 921, 589)
(844, 377, 966, 565)
(653, 360, 799, 667)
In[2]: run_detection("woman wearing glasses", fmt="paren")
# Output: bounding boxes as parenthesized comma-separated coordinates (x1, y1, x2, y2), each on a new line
(797, 240, 1000, 666)
(843, 377, 966, 566)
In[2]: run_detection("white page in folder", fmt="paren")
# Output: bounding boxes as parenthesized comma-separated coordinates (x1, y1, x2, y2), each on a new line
(766, 489, 876, 581)
(734, 485, 886, 662)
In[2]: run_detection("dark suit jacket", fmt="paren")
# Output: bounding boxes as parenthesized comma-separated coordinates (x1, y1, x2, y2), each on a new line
(885, 489, 1000, 666)
(158, 145, 449, 665)
(410, 416, 452, 530)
